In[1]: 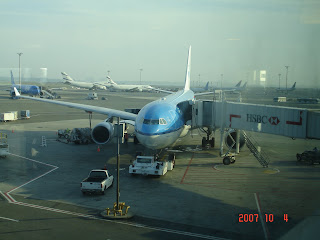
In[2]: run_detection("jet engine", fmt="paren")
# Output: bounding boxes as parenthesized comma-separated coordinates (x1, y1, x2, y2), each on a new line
(225, 129, 245, 150)
(91, 121, 114, 144)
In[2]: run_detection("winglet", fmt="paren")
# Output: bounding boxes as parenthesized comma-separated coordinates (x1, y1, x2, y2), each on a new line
(13, 87, 20, 96)
(184, 46, 191, 91)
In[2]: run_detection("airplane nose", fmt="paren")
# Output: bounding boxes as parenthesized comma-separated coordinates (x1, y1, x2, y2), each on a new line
(135, 133, 161, 149)
(136, 133, 154, 148)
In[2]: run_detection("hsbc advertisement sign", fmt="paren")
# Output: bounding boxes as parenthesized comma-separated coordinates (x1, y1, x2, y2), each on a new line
(225, 103, 307, 138)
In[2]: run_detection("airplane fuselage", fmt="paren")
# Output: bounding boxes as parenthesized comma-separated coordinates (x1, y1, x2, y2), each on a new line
(135, 89, 194, 149)
(110, 84, 151, 92)
(11, 84, 41, 96)
(64, 81, 106, 90)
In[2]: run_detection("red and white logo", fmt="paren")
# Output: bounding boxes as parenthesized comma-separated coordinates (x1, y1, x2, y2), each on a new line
(269, 117, 280, 125)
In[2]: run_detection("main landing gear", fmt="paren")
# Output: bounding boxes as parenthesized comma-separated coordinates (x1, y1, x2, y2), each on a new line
(201, 127, 215, 149)
(202, 137, 215, 148)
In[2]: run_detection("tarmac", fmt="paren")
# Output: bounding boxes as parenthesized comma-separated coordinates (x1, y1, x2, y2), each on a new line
(0, 87, 320, 239)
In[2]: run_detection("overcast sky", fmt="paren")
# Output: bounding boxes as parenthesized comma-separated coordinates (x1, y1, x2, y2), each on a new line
(0, 0, 319, 87)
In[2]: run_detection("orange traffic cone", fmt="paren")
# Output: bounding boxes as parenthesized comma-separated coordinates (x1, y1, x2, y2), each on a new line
(97, 146, 100, 152)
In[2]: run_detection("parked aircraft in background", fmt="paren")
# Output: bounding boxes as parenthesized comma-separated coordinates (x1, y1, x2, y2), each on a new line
(9, 70, 42, 97)
(226, 82, 247, 93)
(61, 72, 107, 90)
(15, 46, 214, 150)
(215, 80, 244, 92)
(240, 82, 247, 91)
(106, 77, 152, 92)
(276, 82, 296, 93)
(191, 82, 209, 93)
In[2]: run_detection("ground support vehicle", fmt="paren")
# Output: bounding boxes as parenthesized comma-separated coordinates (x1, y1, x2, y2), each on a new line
(57, 128, 92, 144)
(222, 153, 236, 165)
(0, 112, 16, 122)
(20, 110, 30, 119)
(0, 133, 9, 157)
(81, 170, 114, 195)
(296, 148, 320, 165)
(129, 155, 175, 176)
(58, 128, 71, 139)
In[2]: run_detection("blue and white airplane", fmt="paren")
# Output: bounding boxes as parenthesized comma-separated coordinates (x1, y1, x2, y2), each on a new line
(14, 46, 208, 150)
(191, 81, 209, 93)
(10, 70, 42, 97)
(276, 82, 296, 93)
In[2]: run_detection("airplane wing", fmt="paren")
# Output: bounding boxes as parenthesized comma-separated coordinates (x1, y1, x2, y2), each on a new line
(194, 91, 217, 96)
(13, 87, 137, 121)
(128, 87, 140, 92)
(148, 87, 174, 94)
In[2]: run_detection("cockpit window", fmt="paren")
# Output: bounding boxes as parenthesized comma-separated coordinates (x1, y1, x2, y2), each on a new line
(142, 118, 167, 125)
(143, 119, 159, 125)
(159, 118, 167, 125)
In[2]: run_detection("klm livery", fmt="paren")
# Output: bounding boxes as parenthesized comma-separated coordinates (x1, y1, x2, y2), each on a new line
(14, 46, 204, 150)
(10, 70, 41, 97)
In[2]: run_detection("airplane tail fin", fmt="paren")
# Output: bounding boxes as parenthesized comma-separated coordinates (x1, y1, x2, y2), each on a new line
(235, 80, 242, 87)
(292, 82, 296, 89)
(106, 76, 116, 85)
(10, 70, 15, 85)
(242, 82, 247, 89)
(61, 72, 73, 82)
(14, 87, 20, 96)
(184, 46, 191, 91)
(204, 81, 209, 91)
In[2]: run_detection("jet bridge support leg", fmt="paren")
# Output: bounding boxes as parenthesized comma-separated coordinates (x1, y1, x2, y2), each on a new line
(88, 112, 92, 130)
(220, 128, 225, 156)
(236, 129, 240, 154)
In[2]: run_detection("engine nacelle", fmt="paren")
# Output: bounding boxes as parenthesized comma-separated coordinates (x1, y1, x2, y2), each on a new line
(91, 121, 114, 144)
(225, 129, 245, 150)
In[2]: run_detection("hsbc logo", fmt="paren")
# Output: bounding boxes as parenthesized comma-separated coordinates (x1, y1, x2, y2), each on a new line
(269, 117, 280, 125)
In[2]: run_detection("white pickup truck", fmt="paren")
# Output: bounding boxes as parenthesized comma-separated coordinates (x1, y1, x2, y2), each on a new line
(81, 170, 114, 195)
(129, 155, 174, 176)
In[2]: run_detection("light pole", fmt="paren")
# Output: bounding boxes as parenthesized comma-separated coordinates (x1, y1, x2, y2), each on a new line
(17, 53, 23, 94)
(116, 117, 120, 210)
(278, 73, 281, 89)
(285, 66, 289, 94)
(139, 68, 143, 84)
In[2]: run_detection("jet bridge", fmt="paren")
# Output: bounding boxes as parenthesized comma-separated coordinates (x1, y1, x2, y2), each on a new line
(192, 100, 320, 140)
(192, 100, 320, 167)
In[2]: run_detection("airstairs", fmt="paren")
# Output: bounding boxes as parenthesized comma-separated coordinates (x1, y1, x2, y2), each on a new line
(41, 90, 55, 99)
(242, 131, 269, 168)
